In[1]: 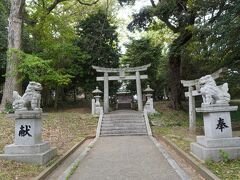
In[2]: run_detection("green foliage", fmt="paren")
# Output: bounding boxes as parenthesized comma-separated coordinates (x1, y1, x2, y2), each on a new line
(121, 0, 240, 101)
(11, 49, 73, 87)
(181, 0, 240, 98)
(66, 160, 81, 180)
(219, 150, 230, 163)
(0, 0, 8, 60)
(122, 35, 165, 97)
(0, 0, 9, 85)
(206, 159, 240, 179)
(4, 101, 14, 114)
(72, 9, 120, 93)
(231, 101, 240, 122)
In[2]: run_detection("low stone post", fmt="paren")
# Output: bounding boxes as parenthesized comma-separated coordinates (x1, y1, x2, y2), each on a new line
(0, 82, 56, 165)
(188, 86, 196, 133)
(92, 99, 95, 115)
(143, 85, 156, 114)
(163, 88, 168, 100)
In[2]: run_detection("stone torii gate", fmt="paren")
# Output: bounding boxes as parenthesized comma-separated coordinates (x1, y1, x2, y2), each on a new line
(181, 68, 226, 132)
(92, 64, 151, 113)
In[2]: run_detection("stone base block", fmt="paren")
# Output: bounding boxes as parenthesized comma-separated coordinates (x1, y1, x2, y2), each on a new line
(196, 136, 240, 148)
(145, 109, 156, 114)
(191, 142, 240, 162)
(144, 106, 156, 114)
(4, 142, 50, 154)
(0, 147, 57, 165)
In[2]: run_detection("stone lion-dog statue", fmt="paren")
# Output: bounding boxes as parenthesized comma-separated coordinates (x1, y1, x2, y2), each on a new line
(199, 75, 230, 106)
(13, 81, 42, 111)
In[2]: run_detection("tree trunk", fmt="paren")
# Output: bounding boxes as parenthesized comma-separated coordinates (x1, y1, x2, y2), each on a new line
(168, 30, 192, 110)
(73, 88, 77, 102)
(54, 86, 59, 110)
(169, 54, 182, 109)
(42, 88, 53, 107)
(0, 0, 25, 111)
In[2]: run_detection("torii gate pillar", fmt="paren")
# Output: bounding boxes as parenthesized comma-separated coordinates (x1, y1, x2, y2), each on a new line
(136, 71, 143, 111)
(104, 72, 109, 113)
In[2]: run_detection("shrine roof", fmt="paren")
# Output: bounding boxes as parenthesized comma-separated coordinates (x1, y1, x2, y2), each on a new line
(117, 91, 131, 95)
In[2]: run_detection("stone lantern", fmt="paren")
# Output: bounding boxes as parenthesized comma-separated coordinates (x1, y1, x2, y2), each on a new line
(92, 86, 103, 115)
(143, 85, 156, 114)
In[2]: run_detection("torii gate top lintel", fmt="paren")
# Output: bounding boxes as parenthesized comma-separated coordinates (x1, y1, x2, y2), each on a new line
(181, 68, 227, 87)
(92, 63, 151, 73)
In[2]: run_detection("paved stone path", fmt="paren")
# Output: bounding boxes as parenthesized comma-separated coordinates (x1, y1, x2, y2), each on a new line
(69, 136, 187, 180)
(44, 139, 92, 180)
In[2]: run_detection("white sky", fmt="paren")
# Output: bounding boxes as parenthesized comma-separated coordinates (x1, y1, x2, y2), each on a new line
(116, 0, 152, 54)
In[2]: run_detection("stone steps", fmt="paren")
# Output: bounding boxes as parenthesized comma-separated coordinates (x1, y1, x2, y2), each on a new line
(104, 113, 143, 116)
(101, 126, 146, 131)
(100, 133, 147, 136)
(103, 117, 144, 121)
(100, 130, 147, 136)
(103, 116, 144, 119)
(100, 111, 147, 136)
(102, 120, 145, 123)
(101, 123, 146, 128)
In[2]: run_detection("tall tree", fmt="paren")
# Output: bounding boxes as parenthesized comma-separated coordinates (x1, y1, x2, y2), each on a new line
(1, 0, 25, 110)
(119, 0, 228, 109)
(122, 37, 164, 97)
(72, 9, 120, 93)
(0, 0, 100, 110)
(183, 0, 240, 98)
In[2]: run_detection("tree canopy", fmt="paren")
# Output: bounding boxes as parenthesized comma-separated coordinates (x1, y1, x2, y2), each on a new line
(72, 9, 120, 93)
(119, 0, 240, 107)
(0, 0, 239, 110)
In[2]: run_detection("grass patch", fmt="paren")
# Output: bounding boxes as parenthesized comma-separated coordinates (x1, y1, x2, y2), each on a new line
(206, 159, 240, 179)
(0, 109, 97, 180)
(151, 100, 240, 179)
(66, 159, 81, 180)
(150, 101, 203, 151)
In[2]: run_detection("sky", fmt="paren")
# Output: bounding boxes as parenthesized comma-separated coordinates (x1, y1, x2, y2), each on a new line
(116, 0, 152, 54)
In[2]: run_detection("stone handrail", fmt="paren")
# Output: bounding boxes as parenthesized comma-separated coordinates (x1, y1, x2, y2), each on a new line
(144, 110, 152, 136)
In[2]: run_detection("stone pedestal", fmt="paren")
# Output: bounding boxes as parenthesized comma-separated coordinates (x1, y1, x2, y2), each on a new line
(191, 105, 240, 162)
(0, 110, 56, 165)
(144, 95, 156, 114)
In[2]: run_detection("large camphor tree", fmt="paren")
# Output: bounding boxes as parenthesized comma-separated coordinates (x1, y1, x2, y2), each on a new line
(119, 0, 229, 109)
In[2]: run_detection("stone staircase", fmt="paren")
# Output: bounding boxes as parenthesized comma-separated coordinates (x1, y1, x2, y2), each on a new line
(100, 110, 148, 136)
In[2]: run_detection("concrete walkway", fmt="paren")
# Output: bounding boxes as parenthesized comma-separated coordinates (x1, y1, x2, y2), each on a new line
(69, 136, 188, 180)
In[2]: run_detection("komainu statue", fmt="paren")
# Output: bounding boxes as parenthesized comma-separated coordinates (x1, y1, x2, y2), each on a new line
(199, 75, 230, 106)
(13, 82, 42, 111)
